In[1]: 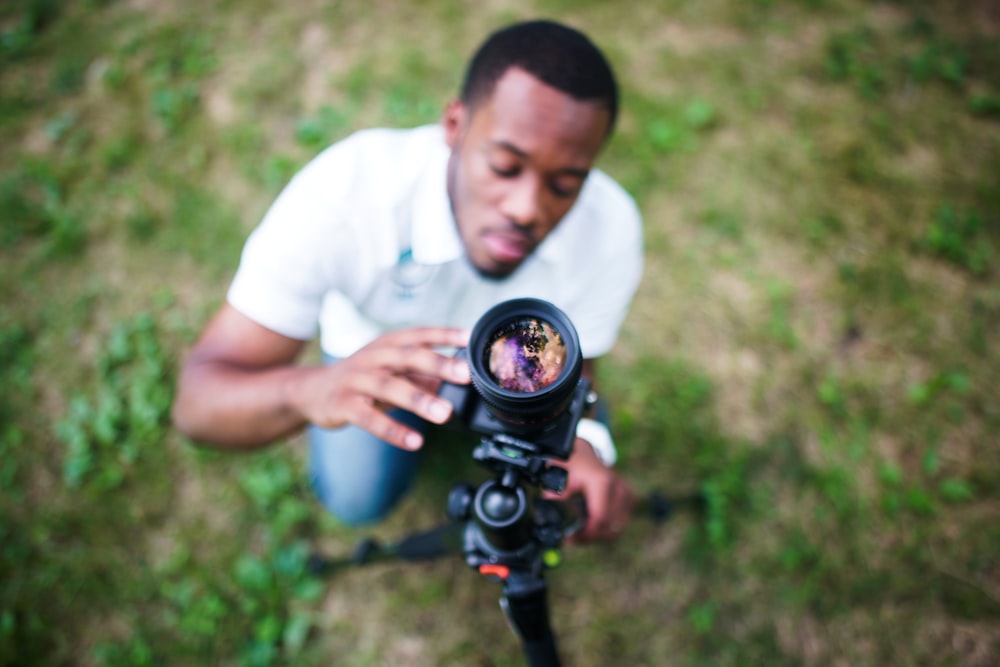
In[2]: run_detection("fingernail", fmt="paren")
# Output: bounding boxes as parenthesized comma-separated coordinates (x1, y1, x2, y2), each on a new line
(405, 432, 423, 450)
(430, 400, 452, 423)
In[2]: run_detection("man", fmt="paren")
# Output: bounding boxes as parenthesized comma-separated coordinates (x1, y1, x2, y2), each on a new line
(172, 20, 643, 542)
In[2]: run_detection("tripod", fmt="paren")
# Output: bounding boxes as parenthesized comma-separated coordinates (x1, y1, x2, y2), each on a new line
(307, 300, 705, 664)
(444, 432, 583, 666)
(307, 430, 703, 666)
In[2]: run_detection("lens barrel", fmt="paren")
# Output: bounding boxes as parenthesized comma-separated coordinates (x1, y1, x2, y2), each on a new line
(468, 298, 583, 428)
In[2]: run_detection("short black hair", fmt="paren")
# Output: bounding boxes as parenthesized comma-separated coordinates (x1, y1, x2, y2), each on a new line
(460, 20, 619, 134)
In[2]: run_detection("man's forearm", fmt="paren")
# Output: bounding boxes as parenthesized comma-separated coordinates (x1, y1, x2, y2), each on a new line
(172, 361, 318, 449)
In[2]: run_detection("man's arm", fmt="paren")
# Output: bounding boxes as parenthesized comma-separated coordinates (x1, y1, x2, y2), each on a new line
(172, 304, 471, 450)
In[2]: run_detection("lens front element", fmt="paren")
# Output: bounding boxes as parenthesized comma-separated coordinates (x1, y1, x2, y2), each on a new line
(487, 318, 567, 393)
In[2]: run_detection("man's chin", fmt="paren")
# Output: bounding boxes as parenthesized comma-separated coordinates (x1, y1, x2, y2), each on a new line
(468, 256, 521, 281)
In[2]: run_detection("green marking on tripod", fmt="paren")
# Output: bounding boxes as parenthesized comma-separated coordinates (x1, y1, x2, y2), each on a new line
(500, 445, 524, 459)
(543, 549, 562, 568)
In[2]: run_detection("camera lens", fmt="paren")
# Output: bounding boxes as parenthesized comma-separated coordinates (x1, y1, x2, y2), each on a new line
(468, 298, 582, 428)
(486, 318, 567, 393)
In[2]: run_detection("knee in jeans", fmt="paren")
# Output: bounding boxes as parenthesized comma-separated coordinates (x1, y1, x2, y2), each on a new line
(313, 486, 400, 527)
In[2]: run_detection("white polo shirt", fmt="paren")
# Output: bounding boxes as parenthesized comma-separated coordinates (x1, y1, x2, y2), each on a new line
(228, 125, 643, 359)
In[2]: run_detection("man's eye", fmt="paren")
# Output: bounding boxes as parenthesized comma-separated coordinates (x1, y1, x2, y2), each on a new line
(490, 163, 520, 178)
(550, 180, 582, 198)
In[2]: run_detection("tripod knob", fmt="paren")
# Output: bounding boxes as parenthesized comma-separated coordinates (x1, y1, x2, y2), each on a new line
(541, 465, 568, 494)
(473, 480, 532, 551)
(447, 483, 476, 521)
(480, 484, 521, 523)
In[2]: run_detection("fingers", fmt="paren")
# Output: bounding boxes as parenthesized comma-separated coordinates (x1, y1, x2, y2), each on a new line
(362, 328, 472, 385)
(549, 438, 635, 543)
(354, 370, 456, 426)
(569, 472, 634, 543)
(378, 326, 472, 357)
(587, 479, 634, 540)
(351, 400, 427, 451)
(316, 327, 472, 451)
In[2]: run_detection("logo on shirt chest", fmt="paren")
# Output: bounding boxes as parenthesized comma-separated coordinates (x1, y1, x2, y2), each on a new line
(391, 249, 437, 299)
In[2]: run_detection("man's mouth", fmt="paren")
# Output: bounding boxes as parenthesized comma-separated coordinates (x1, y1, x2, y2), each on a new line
(482, 229, 533, 265)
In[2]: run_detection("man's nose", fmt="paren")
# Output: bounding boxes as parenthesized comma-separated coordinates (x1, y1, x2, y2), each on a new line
(500, 174, 541, 227)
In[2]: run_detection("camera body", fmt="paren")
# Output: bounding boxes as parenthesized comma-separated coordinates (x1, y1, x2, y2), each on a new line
(439, 356, 590, 461)
(438, 298, 591, 462)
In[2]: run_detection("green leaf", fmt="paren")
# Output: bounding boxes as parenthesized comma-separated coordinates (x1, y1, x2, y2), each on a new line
(282, 612, 313, 655)
(234, 555, 273, 592)
(940, 478, 974, 503)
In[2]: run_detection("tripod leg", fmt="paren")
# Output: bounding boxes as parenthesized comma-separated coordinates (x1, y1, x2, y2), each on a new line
(500, 572, 561, 667)
(306, 522, 464, 578)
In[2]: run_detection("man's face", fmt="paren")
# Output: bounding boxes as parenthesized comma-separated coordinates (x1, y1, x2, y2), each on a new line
(443, 67, 612, 279)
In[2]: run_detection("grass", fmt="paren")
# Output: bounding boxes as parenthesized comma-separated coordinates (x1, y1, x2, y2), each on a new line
(2, 0, 999, 665)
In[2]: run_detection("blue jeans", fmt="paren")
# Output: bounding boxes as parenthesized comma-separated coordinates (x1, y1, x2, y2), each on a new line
(308, 408, 428, 526)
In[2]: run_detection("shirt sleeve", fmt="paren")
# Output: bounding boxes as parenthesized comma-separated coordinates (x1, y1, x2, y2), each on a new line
(226, 139, 367, 340)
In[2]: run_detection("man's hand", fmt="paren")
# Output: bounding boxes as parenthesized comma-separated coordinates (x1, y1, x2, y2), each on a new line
(172, 304, 470, 449)
(287, 327, 471, 450)
(546, 437, 634, 543)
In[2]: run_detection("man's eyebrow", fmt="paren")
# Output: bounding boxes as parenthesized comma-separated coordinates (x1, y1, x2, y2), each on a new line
(489, 140, 591, 178)
(490, 139, 528, 158)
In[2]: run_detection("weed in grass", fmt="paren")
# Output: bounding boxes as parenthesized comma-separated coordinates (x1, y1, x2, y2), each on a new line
(699, 207, 744, 242)
(238, 455, 315, 541)
(764, 279, 799, 350)
(645, 98, 719, 155)
(151, 84, 201, 132)
(905, 32, 968, 88)
(968, 290, 1000, 355)
(228, 541, 323, 665)
(606, 355, 757, 555)
(160, 184, 247, 271)
(825, 26, 887, 98)
(686, 600, 717, 634)
(55, 313, 173, 490)
(0, 160, 87, 259)
(922, 204, 993, 276)
(50, 54, 86, 94)
(92, 634, 154, 666)
(295, 104, 353, 151)
(801, 212, 844, 247)
(608, 93, 720, 197)
(0, 159, 61, 245)
(263, 155, 303, 194)
(970, 91, 1000, 119)
(0, 0, 60, 61)
(0, 320, 34, 496)
(906, 368, 971, 407)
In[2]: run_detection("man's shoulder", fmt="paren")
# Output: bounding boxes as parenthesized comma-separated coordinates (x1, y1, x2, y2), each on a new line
(324, 125, 445, 164)
(580, 168, 640, 219)
(294, 125, 446, 204)
(563, 168, 642, 246)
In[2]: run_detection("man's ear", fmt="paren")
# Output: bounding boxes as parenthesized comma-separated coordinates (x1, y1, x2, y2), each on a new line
(442, 99, 467, 149)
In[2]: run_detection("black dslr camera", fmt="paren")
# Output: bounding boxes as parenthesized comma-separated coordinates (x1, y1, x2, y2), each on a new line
(438, 297, 593, 468)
